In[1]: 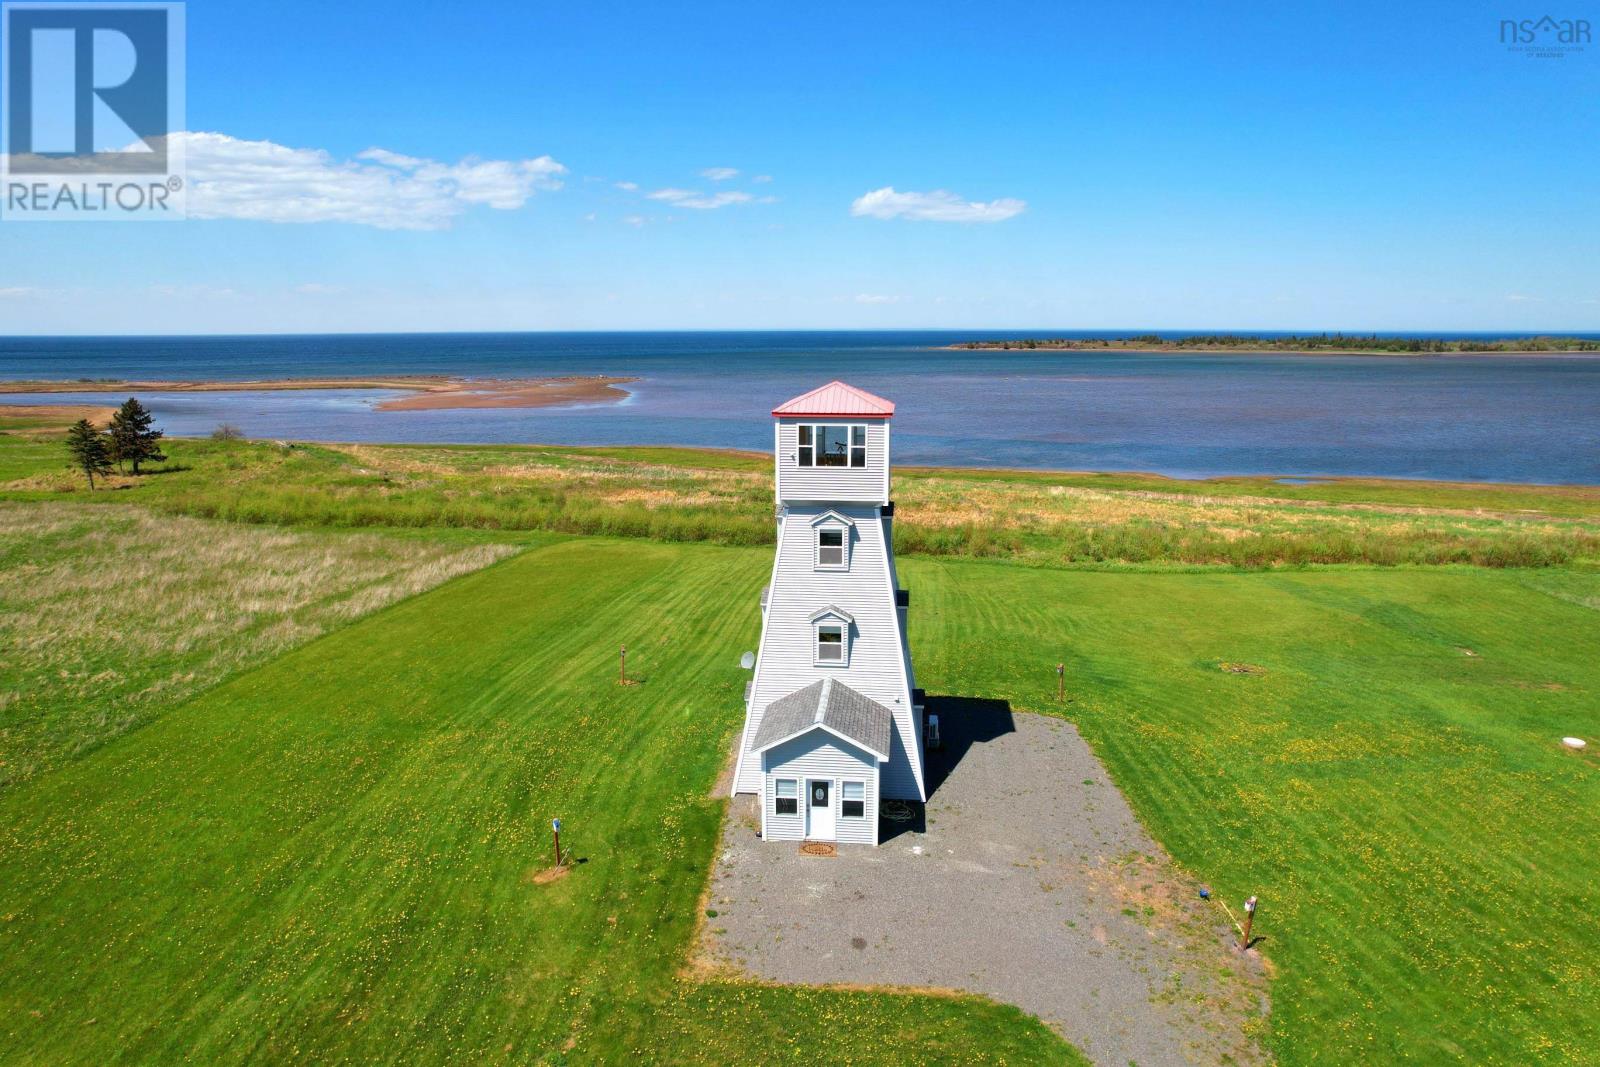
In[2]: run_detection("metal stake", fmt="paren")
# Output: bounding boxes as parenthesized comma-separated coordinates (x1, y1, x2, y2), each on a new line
(552, 818, 563, 868)
(1241, 895, 1257, 950)
(1056, 662, 1065, 701)
(619, 644, 627, 684)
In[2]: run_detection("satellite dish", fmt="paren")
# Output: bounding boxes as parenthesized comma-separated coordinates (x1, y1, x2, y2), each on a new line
(739, 651, 756, 670)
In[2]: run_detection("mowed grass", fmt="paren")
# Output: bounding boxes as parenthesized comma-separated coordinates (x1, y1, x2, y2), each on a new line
(0, 538, 1073, 1065)
(904, 558, 1600, 1063)
(0, 502, 518, 786)
(5, 427, 1600, 566)
(2, 528, 1597, 1062)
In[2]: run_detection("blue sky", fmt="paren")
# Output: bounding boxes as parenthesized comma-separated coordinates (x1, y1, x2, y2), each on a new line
(2, 0, 1598, 333)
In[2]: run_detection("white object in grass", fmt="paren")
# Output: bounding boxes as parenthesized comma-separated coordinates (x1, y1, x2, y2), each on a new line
(1562, 737, 1586, 751)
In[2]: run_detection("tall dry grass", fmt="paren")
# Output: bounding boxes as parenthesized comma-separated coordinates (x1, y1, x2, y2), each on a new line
(0, 502, 514, 786)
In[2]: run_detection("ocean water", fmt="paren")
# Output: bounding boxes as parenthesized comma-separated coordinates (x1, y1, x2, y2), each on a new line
(2, 330, 1598, 484)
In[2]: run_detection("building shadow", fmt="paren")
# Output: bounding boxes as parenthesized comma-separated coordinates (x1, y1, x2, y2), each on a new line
(879, 695, 1016, 844)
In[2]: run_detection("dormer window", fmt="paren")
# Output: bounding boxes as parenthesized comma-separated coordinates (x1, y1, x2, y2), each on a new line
(816, 623, 844, 663)
(809, 606, 854, 667)
(798, 424, 866, 468)
(817, 528, 845, 568)
(809, 511, 854, 571)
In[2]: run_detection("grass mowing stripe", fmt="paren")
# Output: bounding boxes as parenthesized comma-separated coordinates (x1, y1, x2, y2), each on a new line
(5, 530, 1598, 1062)
(899, 558, 1600, 1062)
(0, 538, 1071, 1065)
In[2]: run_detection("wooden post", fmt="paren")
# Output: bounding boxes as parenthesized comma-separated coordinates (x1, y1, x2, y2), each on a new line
(1241, 895, 1257, 950)
(1056, 662, 1065, 701)
(619, 644, 627, 684)
(552, 818, 563, 868)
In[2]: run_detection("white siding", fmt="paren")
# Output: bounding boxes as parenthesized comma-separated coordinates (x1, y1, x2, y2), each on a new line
(762, 732, 878, 845)
(775, 418, 889, 505)
(734, 501, 923, 799)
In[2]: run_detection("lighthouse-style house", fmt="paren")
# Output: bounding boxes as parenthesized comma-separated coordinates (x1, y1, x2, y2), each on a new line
(732, 381, 925, 847)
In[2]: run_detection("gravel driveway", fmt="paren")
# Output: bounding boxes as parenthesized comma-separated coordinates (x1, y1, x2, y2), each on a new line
(703, 701, 1270, 1067)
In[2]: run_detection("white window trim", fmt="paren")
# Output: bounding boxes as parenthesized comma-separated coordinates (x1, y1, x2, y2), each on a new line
(813, 619, 848, 667)
(774, 777, 799, 816)
(797, 423, 868, 470)
(814, 524, 848, 571)
(841, 780, 866, 819)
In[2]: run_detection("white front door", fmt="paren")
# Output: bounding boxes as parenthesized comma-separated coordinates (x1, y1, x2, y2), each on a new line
(805, 778, 835, 840)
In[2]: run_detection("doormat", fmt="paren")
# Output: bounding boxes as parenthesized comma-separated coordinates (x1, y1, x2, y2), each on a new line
(799, 841, 838, 858)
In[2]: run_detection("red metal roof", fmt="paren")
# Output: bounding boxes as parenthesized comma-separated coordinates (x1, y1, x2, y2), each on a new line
(771, 380, 895, 418)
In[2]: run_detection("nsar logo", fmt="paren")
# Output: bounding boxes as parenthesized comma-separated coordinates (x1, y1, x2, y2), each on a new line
(1499, 14, 1592, 58)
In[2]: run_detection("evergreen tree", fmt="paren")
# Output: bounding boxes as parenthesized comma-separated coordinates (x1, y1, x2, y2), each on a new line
(66, 419, 114, 490)
(108, 397, 165, 474)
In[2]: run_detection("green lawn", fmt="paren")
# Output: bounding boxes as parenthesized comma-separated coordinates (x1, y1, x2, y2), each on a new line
(0, 538, 1073, 1065)
(2, 527, 1596, 1062)
(906, 558, 1600, 1064)
(0, 502, 518, 786)
(3, 412, 1599, 1063)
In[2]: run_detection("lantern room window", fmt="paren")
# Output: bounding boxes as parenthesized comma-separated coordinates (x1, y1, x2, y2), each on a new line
(798, 424, 867, 468)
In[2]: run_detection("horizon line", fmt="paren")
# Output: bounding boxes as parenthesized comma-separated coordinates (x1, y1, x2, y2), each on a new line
(5, 327, 1600, 341)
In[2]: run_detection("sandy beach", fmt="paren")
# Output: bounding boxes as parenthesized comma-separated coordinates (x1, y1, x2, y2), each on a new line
(0, 375, 637, 412)
(0, 403, 117, 426)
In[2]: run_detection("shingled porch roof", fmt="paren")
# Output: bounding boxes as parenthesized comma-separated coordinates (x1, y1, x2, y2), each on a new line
(750, 678, 892, 762)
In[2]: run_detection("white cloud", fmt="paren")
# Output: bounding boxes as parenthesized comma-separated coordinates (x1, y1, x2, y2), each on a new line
(621, 215, 647, 227)
(854, 293, 903, 304)
(850, 186, 1025, 223)
(614, 180, 639, 191)
(0, 286, 48, 298)
(752, 174, 773, 183)
(176, 132, 566, 230)
(646, 187, 763, 210)
(701, 167, 739, 181)
(356, 147, 426, 169)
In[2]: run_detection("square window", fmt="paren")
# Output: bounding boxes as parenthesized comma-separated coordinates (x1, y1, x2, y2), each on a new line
(798, 424, 867, 470)
(842, 780, 865, 818)
(816, 425, 850, 467)
(816, 623, 844, 663)
(775, 778, 798, 815)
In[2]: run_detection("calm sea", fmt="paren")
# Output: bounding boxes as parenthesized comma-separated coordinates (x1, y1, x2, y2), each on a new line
(2, 330, 1598, 484)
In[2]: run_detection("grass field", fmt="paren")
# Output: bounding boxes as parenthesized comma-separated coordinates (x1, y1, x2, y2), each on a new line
(1, 525, 1596, 1062)
(3, 413, 1599, 1063)
(909, 558, 1600, 1063)
(6, 426, 1600, 567)
(0, 502, 518, 786)
(0, 538, 1073, 1065)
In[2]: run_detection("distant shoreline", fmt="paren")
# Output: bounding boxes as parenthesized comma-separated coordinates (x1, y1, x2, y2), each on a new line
(0, 374, 638, 411)
(946, 335, 1600, 355)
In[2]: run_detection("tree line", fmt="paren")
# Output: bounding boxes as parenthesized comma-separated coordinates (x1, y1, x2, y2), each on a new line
(65, 398, 166, 490)
(959, 334, 1600, 353)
